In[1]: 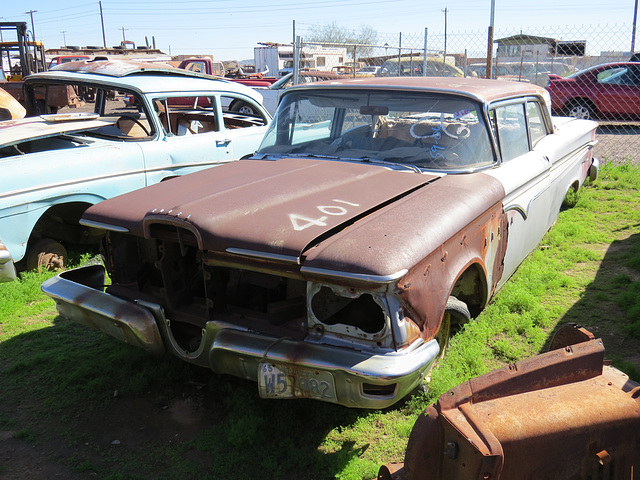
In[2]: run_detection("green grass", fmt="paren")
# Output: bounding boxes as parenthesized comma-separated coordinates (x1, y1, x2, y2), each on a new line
(0, 163, 639, 479)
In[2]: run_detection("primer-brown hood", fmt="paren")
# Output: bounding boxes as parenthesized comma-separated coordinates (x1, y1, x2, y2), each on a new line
(83, 157, 505, 277)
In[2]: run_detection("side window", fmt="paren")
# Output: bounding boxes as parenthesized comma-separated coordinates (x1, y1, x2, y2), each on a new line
(182, 61, 206, 73)
(55, 86, 154, 139)
(160, 95, 219, 136)
(493, 103, 529, 162)
(221, 95, 268, 128)
(104, 90, 154, 139)
(597, 67, 627, 85)
(526, 101, 548, 148)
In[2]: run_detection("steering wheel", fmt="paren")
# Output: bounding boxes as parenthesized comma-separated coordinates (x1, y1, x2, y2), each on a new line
(410, 115, 471, 140)
(441, 122, 471, 139)
(116, 115, 151, 136)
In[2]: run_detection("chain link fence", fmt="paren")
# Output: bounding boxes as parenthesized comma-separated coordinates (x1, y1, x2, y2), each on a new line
(290, 24, 640, 164)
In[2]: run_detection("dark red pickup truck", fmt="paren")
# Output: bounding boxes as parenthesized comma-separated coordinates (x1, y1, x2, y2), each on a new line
(178, 57, 278, 88)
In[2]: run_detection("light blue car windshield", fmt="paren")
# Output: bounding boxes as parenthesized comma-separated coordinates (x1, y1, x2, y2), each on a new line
(257, 90, 495, 170)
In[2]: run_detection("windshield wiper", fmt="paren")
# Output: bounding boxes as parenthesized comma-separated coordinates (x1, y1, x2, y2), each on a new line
(257, 152, 423, 173)
(361, 157, 423, 173)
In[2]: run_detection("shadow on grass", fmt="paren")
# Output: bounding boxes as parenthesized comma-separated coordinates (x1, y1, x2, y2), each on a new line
(0, 314, 372, 480)
(548, 231, 640, 381)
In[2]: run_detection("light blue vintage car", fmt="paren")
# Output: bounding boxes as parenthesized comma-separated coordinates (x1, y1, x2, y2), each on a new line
(0, 60, 271, 281)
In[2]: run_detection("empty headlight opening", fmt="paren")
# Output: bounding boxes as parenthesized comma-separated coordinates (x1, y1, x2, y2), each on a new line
(310, 285, 386, 334)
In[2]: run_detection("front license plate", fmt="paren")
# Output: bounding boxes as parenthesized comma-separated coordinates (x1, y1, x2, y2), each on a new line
(258, 362, 337, 402)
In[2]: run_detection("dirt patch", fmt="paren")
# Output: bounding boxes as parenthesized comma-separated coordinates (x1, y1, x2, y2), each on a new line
(0, 385, 216, 479)
(594, 124, 640, 165)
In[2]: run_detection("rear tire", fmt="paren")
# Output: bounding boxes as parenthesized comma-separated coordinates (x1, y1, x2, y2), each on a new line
(26, 239, 67, 272)
(230, 100, 258, 116)
(566, 99, 595, 120)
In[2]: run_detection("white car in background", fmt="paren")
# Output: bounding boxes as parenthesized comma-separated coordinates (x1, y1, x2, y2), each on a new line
(0, 59, 270, 281)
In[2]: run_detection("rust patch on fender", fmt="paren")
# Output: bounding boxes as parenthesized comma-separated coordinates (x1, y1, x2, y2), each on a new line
(397, 201, 506, 340)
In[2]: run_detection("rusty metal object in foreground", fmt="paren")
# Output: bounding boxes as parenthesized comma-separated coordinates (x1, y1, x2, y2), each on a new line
(379, 326, 640, 480)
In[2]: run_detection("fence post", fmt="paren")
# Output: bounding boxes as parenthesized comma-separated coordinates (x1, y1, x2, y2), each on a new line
(398, 32, 402, 73)
(353, 45, 357, 77)
(293, 35, 301, 85)
(423, 28, 428, 77)
(486, 0, 496, 78)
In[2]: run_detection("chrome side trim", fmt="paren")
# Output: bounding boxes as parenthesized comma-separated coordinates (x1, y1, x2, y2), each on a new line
(79, 219, 130, 232)
(504, 204, 528, 220)
(225, 247, 299, 264)
(300, 266, 408, 284)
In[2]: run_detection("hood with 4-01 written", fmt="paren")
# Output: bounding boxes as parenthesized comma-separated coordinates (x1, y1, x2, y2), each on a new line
(82, 157, 505, 277)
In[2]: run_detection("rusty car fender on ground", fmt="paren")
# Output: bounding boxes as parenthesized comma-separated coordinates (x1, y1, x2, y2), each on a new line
(379, 325, 640, 480)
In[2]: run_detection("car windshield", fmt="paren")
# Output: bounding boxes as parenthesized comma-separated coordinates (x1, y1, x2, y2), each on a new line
(269, 73, 293, 90)
(257, 89, 495, 170)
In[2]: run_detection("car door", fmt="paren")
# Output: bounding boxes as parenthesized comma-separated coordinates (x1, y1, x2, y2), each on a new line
(594, 64, 640, 116)
(483, 100, 552, 287)
(139, 93, 268, 184)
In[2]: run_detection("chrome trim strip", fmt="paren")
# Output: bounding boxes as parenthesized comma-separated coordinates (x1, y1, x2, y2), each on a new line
(504, 204, 528, 220)
(0, 162, 227, 201)
(300, 266, 408, 284)
(225, 248, 299, 264)
(79, 219, 130, 232)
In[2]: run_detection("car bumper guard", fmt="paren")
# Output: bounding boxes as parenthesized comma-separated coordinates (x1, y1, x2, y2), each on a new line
(42, 265, 439, 408)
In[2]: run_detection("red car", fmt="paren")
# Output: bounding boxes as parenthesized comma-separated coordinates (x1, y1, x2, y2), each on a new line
(546, 62, 640, 119)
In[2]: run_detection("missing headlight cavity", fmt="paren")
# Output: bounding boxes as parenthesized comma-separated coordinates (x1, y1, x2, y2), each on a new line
(310, 286, 385, 334)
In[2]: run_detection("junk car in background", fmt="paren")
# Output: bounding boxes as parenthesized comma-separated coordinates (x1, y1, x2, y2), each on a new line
(546, 61, 640, 120)
(43, 77, 599, 408)
(0, 59, 270, 281)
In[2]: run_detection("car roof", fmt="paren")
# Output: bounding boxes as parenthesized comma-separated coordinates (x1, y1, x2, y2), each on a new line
(556, 61, 640, 79)
(26, 60, 264, 101)
(285, 76, 548, 104)
(49, 59, 197, 77)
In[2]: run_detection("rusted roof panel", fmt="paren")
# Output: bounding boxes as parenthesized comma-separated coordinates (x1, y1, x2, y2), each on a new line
(289, 77, 548, 105)
(50, 59, 185, 77)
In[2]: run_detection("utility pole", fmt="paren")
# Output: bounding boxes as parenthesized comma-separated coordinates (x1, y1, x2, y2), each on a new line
(61, 30, 67, 47)
(25, 9, 37, 41)
(99, 1, 107, 47)
(442, 7, 448, 61)
(24, 10, 40, 72)
(120, 27, 128, 42)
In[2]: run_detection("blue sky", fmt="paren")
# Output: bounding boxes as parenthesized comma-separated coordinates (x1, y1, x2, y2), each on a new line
(3, 0, 636, 60)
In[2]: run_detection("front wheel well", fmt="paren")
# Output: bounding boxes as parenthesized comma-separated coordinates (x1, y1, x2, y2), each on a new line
(449, 262, 488, 318)
(562, 180, 582, 209)
(28, 201, 102, 249)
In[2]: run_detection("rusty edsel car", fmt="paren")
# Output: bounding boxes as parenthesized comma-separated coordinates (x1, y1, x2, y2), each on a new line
(42, 77, 599, 408)
(0, 59, 270, 282)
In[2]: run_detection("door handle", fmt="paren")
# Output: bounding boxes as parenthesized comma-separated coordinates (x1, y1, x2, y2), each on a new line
(216, 139, 232, 146)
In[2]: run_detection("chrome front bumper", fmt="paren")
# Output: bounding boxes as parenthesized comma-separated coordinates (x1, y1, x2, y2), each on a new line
(0, 241, 16, 283)
(589, 156, 600, 182)
(42, 265, 439, 409)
